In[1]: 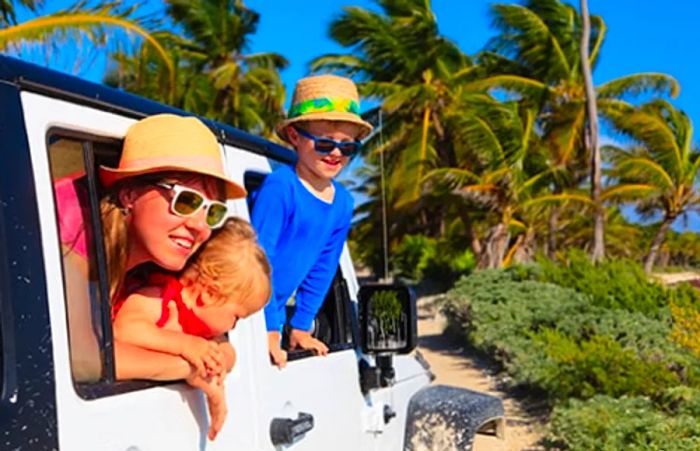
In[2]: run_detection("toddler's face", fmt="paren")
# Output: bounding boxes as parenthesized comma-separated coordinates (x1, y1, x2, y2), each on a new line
(195, 290, 266, 336)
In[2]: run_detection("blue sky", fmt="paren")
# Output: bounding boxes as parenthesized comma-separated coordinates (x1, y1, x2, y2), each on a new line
(10, 0, 700, 229)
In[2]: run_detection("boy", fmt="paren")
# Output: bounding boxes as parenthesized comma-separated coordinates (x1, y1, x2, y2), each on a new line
(252, 74, 372, 367)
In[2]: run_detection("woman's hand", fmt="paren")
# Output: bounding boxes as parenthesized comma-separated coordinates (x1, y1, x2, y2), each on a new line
(289, 329, 329, 356)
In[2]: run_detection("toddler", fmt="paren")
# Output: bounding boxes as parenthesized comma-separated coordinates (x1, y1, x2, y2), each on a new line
(113, 218, 271, 439)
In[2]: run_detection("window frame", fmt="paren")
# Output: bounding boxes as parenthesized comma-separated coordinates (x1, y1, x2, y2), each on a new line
(0, 189, 16, 406)
(46, 128, 172, 399)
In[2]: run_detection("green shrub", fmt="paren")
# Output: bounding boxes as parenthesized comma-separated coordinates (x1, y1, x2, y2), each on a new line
(422, 246, 475, 281)
(535, 250, 672, 315)
(526, 330, 679, 400)
(392, 234, 434, 281)
(443, 269, 700, 401)
(553, 308, 674, 356)
(443, 270, 591, 362)
(392, 234, 475, 285)
(443, 270, 593, 389)
(546, 395, 700, 450)
(657, 386, 700, 417)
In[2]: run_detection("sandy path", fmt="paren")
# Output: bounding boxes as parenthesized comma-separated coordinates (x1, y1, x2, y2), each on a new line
(416, 296, 545, 451)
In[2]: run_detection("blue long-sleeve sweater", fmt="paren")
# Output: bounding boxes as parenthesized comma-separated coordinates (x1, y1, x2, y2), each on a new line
(251, 165, 353, 332)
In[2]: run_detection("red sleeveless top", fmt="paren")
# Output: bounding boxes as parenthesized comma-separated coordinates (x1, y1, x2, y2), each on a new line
(113, 273, 213, 338)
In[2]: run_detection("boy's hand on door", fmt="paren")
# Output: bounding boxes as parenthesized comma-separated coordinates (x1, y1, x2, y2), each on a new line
(289, 329, 329, 356)
(267, 331, 288, 368)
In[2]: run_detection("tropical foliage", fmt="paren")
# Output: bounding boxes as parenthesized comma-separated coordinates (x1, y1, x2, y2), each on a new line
(307, 0, 695, 276)
(1, 0, 172, 78)
(12, 0, 698, 274)
(104, 0, 287, 137)
(443, 263, 700, 446)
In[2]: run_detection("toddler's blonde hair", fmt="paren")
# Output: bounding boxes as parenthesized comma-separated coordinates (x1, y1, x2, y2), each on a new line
(181, 217, 271, 309)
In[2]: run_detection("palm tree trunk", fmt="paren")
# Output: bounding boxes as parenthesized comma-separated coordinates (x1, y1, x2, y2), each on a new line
(548, 204, 560, 258)
(644, 216, 674, 274)
(415, 105, 432, 199)
(478, 222, 509, 269)
(456, 202, 482, 257)
(512, 227, 536, 264)
(580, 0, 605, 262)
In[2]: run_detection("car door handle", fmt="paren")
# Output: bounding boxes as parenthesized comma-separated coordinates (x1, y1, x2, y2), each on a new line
(270, 412, 314, 445)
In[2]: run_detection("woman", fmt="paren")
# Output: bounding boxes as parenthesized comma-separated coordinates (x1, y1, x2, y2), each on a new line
(59, 113, 246, 381)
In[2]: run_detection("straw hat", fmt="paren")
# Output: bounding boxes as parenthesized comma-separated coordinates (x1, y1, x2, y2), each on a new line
(99, 114, 246, 199)
(276, 74, 373, 142)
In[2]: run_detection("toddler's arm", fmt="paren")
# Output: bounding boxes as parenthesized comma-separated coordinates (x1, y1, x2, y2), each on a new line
(113, 290, 224, 376)
(187, 372, 228, 440)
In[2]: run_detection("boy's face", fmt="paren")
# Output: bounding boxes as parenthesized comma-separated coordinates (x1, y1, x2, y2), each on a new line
(288, 120, 362, 182)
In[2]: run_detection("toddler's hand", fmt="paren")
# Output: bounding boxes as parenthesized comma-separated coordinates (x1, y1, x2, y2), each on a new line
(180, 335, 224, 377)
(267, 331, 288, 368)
(186, 373, 227, 440)
(205, 379, 227, 440)
(289, 329, 329, 356)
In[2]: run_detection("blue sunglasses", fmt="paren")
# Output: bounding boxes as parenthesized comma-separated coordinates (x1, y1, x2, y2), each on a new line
(294, 127, 362, 157)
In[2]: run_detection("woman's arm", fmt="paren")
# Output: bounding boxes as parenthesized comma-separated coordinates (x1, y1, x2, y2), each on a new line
(114, 340, 194, 381)
(113, 292, 224, 376)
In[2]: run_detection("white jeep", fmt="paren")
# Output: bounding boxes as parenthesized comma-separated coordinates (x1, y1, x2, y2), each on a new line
(0, 54, 504, 451)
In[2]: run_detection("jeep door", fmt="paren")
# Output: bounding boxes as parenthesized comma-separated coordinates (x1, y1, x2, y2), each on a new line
(21, 91, 261, 451)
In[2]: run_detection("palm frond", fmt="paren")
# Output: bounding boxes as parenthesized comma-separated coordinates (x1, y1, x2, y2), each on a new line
(597, 73, 680, 99)
(1, 8, 174, 84)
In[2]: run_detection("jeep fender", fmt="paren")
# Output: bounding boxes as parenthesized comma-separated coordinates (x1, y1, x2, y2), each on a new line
(403, 384, 505, 451)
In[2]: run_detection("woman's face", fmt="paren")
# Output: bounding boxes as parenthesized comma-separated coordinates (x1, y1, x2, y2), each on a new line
(120, 173, 224, 271)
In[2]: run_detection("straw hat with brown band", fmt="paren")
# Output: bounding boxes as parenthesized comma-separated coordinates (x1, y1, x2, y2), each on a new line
(99, 114, 247, 199)
(275, 74, 374, 143)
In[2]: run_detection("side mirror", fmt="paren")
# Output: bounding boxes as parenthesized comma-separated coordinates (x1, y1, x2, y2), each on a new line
(358, 283, 417, 355)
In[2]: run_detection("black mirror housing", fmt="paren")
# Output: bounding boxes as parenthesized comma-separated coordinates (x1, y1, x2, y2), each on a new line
(358, 283, 417, 354)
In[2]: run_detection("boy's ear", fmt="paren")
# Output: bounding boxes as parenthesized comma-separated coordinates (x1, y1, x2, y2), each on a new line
(286, 125, 301, 146)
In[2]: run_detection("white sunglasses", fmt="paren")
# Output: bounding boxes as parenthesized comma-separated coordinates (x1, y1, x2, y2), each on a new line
(155, 182, 228, 229)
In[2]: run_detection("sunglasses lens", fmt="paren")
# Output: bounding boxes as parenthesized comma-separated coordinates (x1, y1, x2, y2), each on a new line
(338, 142, 360, 156)
(314, 139, 337, 154)
(173, 190, 204, 216)
(206, 203, 228, 228)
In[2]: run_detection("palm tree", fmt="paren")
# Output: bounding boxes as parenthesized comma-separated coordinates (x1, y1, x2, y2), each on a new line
(605, 100, 700, 273)
(106, 0, 287, 136)
(425, 101, 572, 268)
(0, 1, 172, 79)
(481, 0, 679, 256)
(312, 0, 475, 207)
(312, 0, 543, 266)
(579, 0, 604, 261)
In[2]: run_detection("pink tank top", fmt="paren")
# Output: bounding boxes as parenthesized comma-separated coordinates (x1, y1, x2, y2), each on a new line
(54, 173, 89, 258)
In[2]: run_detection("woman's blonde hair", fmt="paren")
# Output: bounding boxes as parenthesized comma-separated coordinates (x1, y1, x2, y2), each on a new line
(180, 218, 271, 308)
(100, 190, 129, 300)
